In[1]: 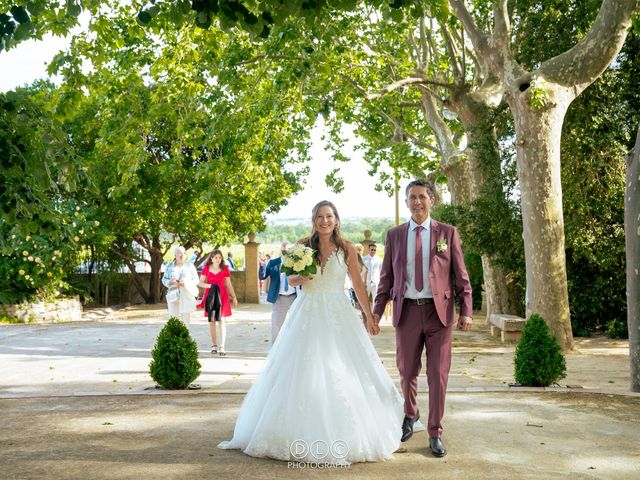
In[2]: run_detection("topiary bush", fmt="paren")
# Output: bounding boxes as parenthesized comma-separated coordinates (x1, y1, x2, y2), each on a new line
(514, 313, 567, 387)
(149, 317, 201, 389)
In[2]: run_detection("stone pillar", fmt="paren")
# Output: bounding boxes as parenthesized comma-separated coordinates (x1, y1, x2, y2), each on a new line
(360, 229, 375, 250)
(243, 232, 260, 304)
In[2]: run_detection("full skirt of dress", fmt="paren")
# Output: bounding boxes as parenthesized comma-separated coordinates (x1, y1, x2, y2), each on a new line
(218, 288, 405, 465)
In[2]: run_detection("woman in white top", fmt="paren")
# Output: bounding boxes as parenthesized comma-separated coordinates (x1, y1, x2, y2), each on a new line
(161, 246, 199, 325)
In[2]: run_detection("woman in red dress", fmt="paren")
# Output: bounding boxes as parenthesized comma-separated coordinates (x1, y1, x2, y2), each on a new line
(198, 249, 238, 356)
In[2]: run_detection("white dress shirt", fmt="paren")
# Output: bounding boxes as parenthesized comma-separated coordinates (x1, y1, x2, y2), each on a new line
(363, 254, 382, 287)
(404, 217, 433, 299)
(278, 272, 295, 296)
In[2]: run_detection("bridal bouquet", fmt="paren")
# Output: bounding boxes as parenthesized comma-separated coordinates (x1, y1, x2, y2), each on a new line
(281, 244, 317, 277)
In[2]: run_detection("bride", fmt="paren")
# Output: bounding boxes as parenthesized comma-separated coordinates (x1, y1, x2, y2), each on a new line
(218, 200, 410, 464)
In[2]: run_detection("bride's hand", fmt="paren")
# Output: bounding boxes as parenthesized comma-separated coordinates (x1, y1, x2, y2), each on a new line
(365, 316, 379, 336)
(290, 274, 313, 286)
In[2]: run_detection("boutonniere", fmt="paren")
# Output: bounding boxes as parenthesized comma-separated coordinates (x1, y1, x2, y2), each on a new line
(436, 238, 448, 253)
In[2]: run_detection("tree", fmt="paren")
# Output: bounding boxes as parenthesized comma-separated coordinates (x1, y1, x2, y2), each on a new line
(5, 0, 638, 335)
(254, 6, 524, 318)
(508, 1, 640, 336)
(148, 0, 638, 348)
(0, 81, 85, 236)
(627, 125, 640, 392)
(51, 9, 315, 302)
(446, 0, 639, 350)
(0, 82, 92, 303)
(0, 0, 90, 51)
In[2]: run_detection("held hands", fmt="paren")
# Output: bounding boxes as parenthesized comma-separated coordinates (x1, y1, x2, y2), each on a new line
(457, 315, 473, 331)
(365, 314, 380, 336)
(372, 313, 381, 326)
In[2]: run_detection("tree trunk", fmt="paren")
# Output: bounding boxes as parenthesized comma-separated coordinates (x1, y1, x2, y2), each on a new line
(448, 0, 638, 352)
(148, 234, 164, 304)
(444, 152, 520, 319)
(126, 261, 151, 304)
(115, 233, 165, 304)
(481, 256, 524, 318)
(454, 95, 523, 319)
(424, 90, 521, 319)
(509, 95, 573, 351)
(626, 124, 640, 392)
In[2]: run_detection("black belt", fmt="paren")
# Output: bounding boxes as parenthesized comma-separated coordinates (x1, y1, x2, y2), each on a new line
(404, 297, 434, 305)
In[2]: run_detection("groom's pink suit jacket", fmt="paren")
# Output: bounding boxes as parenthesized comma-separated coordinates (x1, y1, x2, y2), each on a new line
(373, 220, 473, 326)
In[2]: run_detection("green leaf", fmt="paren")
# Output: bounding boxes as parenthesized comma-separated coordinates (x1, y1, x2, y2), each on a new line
(195, 10, 211, 28)
(12, 21, 34, 42)
(633, 12, 640, 34)
(10, 5, 30, 24)
(177, 0, 192, 15)
(67, 2, 82, 18)
(137, 10, 152, 25)
(430, 0, 450, 23)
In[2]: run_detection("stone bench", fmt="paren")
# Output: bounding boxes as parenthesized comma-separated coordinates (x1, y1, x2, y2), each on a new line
(488, 314, 527, 342)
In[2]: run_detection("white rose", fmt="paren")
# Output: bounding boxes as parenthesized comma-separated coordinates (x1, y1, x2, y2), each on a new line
(303, 254, 313, 266)
(293, 261, 305, 272)
(284, 257, 295, 268)
(293, 245, 305, 257)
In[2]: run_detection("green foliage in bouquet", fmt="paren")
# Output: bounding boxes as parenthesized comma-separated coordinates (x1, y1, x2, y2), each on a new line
(149, 317, 201, 389)
(514, 314, 567, 387)
(280, 245, 318, 277)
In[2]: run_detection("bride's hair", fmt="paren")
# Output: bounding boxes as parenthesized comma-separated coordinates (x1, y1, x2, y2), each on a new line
(300, 200, 350, 265)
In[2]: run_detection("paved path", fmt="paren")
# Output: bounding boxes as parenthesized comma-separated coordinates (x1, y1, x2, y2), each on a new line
(1, 303, 639, 479)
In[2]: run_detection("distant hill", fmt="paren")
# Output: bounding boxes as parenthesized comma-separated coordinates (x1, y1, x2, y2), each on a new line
(256, 217, 408, 244)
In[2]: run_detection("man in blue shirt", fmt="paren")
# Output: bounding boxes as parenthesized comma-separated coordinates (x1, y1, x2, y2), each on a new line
(260, 241, 296, 343)
(227, 252, 236, 271)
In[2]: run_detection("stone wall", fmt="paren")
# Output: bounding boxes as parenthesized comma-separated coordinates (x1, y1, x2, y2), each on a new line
(1, 296, 83, 323)
(65, 236, 262, 307)
(73, 268, 252, 307)
(230, 271, 247, 303)
(72, 273, 148, 306)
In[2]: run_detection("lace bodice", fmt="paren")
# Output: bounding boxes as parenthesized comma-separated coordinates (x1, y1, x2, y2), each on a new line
(300, 250, 347, 295)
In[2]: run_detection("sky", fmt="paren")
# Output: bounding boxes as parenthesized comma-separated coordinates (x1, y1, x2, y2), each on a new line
(0, 29, 403, 221)
(273, 121, 400, 221)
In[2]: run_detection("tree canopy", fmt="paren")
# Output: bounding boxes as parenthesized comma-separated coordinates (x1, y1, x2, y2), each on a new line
(1, 0, 638, 348)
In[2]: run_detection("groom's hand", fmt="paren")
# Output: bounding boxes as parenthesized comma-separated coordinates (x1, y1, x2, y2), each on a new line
(366, 320, 380, 336)
(373, 313, 381, 325)
(365, 314, 379, 336)
(457, 315, 473, 331)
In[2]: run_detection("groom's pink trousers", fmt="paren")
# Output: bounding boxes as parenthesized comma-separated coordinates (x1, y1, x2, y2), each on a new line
(396, 301, 453, 438)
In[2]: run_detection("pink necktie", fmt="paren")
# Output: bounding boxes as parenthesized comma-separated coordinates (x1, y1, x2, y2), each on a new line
(415, 226, 424, 292)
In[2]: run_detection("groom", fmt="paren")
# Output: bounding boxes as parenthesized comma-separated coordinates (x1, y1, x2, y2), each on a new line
(373, 179, 473, 458)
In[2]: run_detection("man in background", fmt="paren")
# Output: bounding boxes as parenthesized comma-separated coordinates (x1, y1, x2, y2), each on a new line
(363, 243, 382, 308)
(260, 241, 296, 343)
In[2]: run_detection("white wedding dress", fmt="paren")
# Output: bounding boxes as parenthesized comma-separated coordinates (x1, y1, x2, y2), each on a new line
(218, 251, 407, 464)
